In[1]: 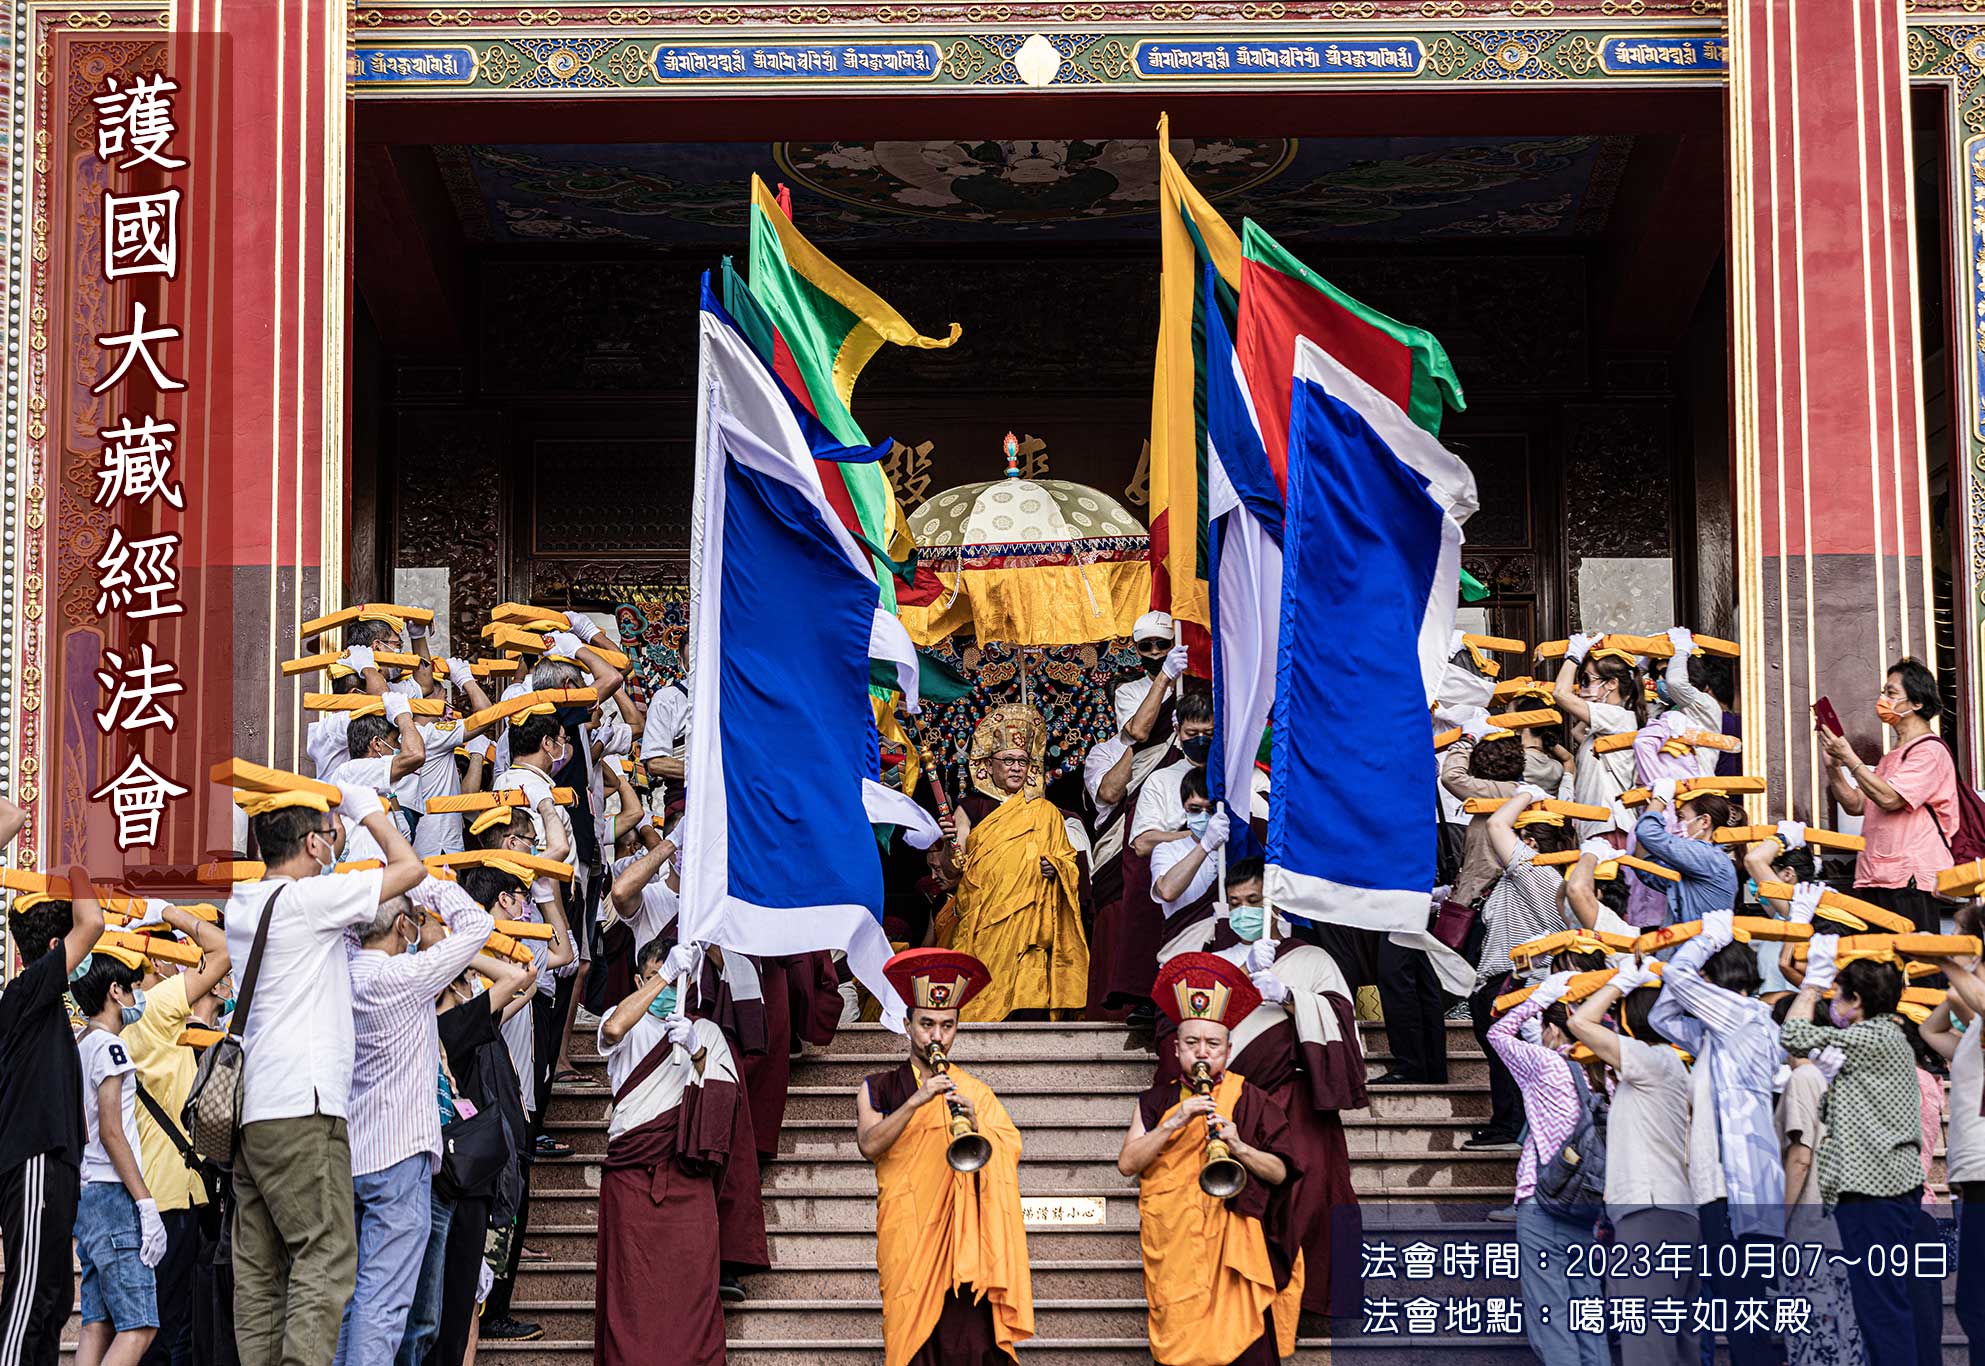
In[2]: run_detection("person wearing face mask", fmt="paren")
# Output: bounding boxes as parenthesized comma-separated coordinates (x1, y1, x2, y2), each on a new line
(117, 901, 229, 1366)
(1552, 633, 1647, 845)
(1151, 860, 1366, 1327)
(1631, 780, 1741, 928)
(594, 934, 739, 1366)
(224, 779, 426, 1366)
(336, 878, 493, 1366)
(1646, 909, 1786, 1366)
(1783, 943, 1942, 1366)
(1114, 691, 1216, 1023)
(1485, 970, 1608, 1366)
(1922, 930, 1985, 1365)
(70, 946, 167, 1366)
(1465, 788, 1581, 1153)
(1148, 767, 1228, 930)
(941, 705, 1086, 1022)
(1820, 656, 1962, 937)
(323, 705, 427, 867)
(855, 949, 1034, 1366)
(1119, 953, 1298, 1366)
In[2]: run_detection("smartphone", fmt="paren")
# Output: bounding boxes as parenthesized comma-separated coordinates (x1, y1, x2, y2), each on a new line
(1812, 696, 1844, 737)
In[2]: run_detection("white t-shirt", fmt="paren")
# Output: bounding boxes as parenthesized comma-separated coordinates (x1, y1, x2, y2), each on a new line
(407, 717, 467, 859)
(611, 852, 679, 951)
(1572, 701, 1638, 836)
(78, 1028, 141, 1186)
(495, 763, 573, 892)
(1604, 1037, 1693, 1211)
(1150, 836, 1216, 918)
(1131, 758, 1196, 845)
(1946, 1022, 1985, 1185)
(307, 713, 353, 780)
(225, 870, 384, 1124)
(641, 683, 691, 769)
(1685, 1041, 1727, 1206)
(1082, 733, 1131, 826)
(325, 755, 413, 864)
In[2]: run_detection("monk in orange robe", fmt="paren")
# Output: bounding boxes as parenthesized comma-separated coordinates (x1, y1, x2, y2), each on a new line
(1118, 953, 1303, 1366)
(856, 949, 1035, 1366)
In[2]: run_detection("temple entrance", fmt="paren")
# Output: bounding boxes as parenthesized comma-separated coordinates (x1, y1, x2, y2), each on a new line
(350, 88, 1735, 658)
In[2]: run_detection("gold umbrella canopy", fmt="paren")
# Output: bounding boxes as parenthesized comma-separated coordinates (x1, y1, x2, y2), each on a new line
(900, 457, 1152, 648)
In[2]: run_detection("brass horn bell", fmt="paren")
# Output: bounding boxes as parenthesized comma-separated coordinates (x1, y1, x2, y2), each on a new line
(927, 1044, 992, 1173)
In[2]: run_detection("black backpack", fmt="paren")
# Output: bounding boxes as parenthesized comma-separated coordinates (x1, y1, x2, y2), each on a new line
(1534, 1055, 1609, 1224)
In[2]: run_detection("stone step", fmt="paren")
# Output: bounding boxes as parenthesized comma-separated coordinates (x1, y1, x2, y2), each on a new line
(773, 1114, 1485, 1158)
(525, 1149, 1524, 1195)
(518, 1257, 1150, 1301)
(756, 1081, 1494, 1126)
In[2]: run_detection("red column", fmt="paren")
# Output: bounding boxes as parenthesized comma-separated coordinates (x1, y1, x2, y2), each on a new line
(1728, 0, 1932, 818)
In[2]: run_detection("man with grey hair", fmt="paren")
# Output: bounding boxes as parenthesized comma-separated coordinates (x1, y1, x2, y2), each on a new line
(335, 877, 494, 1366)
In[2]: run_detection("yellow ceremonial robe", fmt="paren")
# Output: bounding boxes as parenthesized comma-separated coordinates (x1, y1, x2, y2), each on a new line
(874, 1062, 1035, 1366)
(947, 793, 1087, 1020)
(1137, 1072, 1293, 1366)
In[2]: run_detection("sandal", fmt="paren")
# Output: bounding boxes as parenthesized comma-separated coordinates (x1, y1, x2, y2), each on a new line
(552, 1068, 585, 1085)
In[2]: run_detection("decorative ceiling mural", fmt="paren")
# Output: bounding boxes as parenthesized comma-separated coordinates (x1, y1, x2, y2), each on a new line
(431, 135, 1632, 247)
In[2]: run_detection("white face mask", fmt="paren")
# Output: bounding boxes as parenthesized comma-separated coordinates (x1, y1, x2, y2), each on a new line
(314, 831, 336, 876)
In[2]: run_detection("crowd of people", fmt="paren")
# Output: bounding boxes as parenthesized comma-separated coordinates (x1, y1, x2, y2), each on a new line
(3, 598, 1984, 1366)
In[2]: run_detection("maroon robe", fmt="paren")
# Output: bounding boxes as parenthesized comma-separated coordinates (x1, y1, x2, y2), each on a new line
(1153, 930, 1365, 1317)
(1092, 741, 1181, 1013)
(688, 952, 772, 1267)
(1108, 850, 1214, 1011)
(595, 1062, 735, 1366)
(1135, 1075, 1301, 1365)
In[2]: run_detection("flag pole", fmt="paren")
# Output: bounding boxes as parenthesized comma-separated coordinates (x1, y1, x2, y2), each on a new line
(1215, 800, 1228, 908)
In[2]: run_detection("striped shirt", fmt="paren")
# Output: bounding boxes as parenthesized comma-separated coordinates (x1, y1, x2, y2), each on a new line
(1472, 847, 1571, 992)
(346, 882, 493, 1177)
(1486, 993, 1582, 1200)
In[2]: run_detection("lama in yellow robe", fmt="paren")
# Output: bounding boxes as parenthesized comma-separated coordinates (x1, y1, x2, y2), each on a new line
(946, 793, 1087, 1021)
(873, 1061, 1035, 1366)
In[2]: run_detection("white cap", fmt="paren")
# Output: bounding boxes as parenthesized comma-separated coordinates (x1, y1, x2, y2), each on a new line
(1132, 610, 1173, 644)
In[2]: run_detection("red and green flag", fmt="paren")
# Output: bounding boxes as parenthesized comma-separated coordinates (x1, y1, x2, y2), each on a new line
(1236, 217, 1465, 488)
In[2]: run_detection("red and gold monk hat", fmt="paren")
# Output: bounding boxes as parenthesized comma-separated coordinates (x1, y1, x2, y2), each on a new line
(1153, 952, 1259, 1030)
(884, 948, 990, 1013)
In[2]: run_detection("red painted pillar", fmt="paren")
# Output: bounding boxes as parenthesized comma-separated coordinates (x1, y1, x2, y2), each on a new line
(1728, 0, 1933, 818)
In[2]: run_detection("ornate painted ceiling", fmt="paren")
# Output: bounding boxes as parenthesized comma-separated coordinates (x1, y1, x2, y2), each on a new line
(431, 135, 1633, 247)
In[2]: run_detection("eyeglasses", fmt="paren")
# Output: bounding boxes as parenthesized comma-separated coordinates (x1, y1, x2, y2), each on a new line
(990, 754, 1030, 768)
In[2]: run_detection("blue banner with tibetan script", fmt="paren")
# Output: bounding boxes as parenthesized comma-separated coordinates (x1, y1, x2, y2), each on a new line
(653, 43, 940, 81)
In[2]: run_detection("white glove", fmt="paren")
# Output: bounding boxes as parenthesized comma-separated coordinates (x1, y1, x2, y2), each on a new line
(1580, 837, 1617, 863)
(663, 1015, 698, 1050)
(1463, 715, 1495, 743)
(409, 875, 477, 922)
(661, 942, 702, 984)
(343, 644, 377, 674)
(1650, 777, 1680, 809)
(1609, 960, 1658, 995)
(1197, 811, 1231, 853)
(464, 734, 494, 760)
(131, 898, 171, 931)
(570, 614, 601, 644)
(1518, 1016, 1543, 1045)
(335, 782, 384, 823)
(1162, 643, 1189, 680)
(1789, 882, 1825, 926)
(1448, 628, 1469, 660)
(1804, 933, 1840, 992)
(136, 1198, 166, 1268)
(1775, 820, 1808, 852)
(446, 657, 476, 690)
(1530, 970, 1577, 1009)
(1251, 970, 1291, 1006)
(1665, 627, 1696, 657)
(1515, 783, 1552, 806)
(547, 631, 585, 661)
(1246, 938, 1278, 974)
(1699, 908, 1736, 952)
(1565, 632, 1601, 665)
(599, 718, 632, 758)
(1811, 1044, 1847, 1084)
(381, 692, 411, 725)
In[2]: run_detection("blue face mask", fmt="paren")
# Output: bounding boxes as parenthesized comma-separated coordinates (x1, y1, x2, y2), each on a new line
(1230, 904, 1266, 943)
(1654, 678, 1673, 707)
(1185, 811, 1211, 839)
(1744, 878, 1759, 903)
(68, 952, 94, 984)
(646, 985, 678, 1020)
(120, 987, 147, 1027)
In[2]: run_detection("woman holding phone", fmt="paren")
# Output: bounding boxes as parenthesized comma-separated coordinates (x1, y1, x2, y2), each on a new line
(1817, 656, 1960, 935)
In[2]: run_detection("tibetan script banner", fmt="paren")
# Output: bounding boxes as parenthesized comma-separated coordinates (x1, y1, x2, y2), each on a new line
(652, 43, 941, 81)
(1134, 39, 1424, 77)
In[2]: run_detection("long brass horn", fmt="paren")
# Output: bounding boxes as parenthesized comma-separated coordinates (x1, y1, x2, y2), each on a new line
(927, 1044, 992, 1173)
(1189, 1060, 1248, 1198)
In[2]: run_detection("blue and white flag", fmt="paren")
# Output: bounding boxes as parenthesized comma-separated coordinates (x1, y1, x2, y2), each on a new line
(680, 276, 927, 1027)
(1201, 268, 1282, 863)
(1265, 335, 1477, 931)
